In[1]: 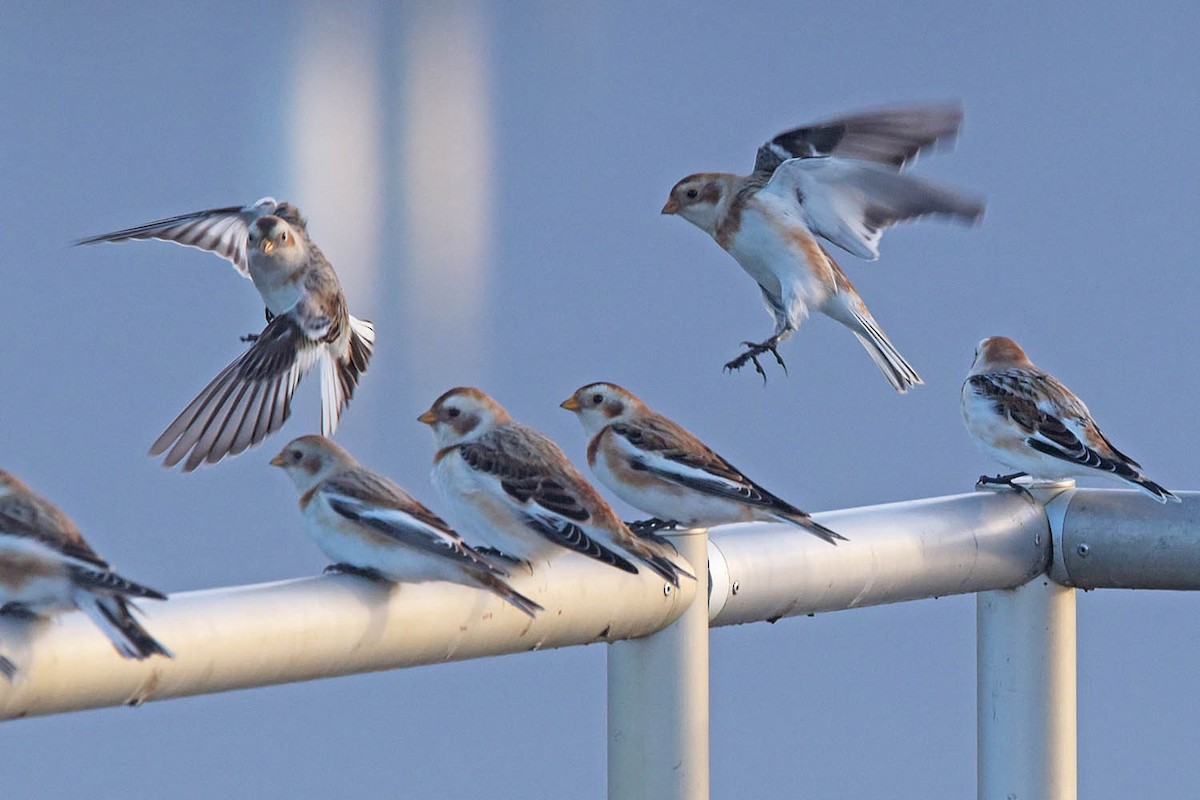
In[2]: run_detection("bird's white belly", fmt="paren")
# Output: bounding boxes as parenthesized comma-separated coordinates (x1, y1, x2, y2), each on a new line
(592, 448, 748, 527)
(728, 210, 829, 315)
(432, 455, 555, 561)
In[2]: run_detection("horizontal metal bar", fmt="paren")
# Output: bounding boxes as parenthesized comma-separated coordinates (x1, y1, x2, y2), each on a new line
(0, 559, 693, 721)
(1051, 490, 1200, 589)
(707, 491, 1050, 627)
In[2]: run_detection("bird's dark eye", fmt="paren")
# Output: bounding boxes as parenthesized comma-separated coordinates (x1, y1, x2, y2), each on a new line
(279, 230, 289, 242)
(447, 408, 460, 418)
(592, 394, 603, 405)
(290, 450, 302, 462)
(685, 188, 698, 199)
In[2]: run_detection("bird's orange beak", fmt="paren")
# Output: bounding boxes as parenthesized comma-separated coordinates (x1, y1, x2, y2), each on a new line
(269, 451, 287, 467)
(661, 197, 680, 215)
(559, 396, 581, 412)
(417, 409, 438, 425)
(260, 238, 275, 255)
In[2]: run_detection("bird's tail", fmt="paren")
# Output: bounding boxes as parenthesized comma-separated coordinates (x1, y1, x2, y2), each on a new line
(824, 287, 922, 393)
(1127, 475, 1180, 504)
(320, 315, 376, 436)
(74, 591, 173, 660)
(770, 509, 847, 545)
(474, 571, 544, 618)
(627, 538, 695, 588)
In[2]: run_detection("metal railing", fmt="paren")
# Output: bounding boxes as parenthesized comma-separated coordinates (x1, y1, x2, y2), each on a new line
(2, 482, 1196, 800)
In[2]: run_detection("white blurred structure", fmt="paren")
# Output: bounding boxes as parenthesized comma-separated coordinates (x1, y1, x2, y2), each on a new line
(2, 484, 1197, 800)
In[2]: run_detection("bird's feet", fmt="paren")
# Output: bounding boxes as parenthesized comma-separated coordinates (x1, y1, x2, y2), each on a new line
(976, 472, 1033, 498)
(240, 332, 260, 343)
(324, 563, 389, 583)
(724, 338, 788, 382)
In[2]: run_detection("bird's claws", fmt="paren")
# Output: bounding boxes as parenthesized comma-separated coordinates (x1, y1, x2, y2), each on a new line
(976, 472, 1033, 499)
(240, 332, 260, 343)
(724, 340, 787, 382)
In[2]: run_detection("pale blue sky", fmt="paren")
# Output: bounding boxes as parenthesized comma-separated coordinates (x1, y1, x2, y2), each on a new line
(3, 3, 1198, 797)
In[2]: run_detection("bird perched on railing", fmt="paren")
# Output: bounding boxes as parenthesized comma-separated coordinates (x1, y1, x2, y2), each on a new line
(0, 470, 171, 678)
(77, 198, 375, 471)
(661, 104, 984, 389)
(962, 336, 1177, 502)
(561, 382, 844, 544)
(419, 387, 694, 587)
(271, 435, 542, 617)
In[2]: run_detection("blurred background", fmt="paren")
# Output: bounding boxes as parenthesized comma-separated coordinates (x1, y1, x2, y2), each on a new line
(3, 2, 1197, 797)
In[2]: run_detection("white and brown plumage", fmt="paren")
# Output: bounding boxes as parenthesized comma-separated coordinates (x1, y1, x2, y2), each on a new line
(962, 337, 1177, 502)
(560, 383, 844, 544)
(0, 470, 171, 676)
(271, 436, 542, 617)
(78, 199, 375, 471)
(662, 103, 984, 389)
(419, 388, 694, 587)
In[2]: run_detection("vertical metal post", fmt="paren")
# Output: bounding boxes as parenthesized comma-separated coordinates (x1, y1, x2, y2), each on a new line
(977, 483, 1077, 800)
(608, 529, 710, 800)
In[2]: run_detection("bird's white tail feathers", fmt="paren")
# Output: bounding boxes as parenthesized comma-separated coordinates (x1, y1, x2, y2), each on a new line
(319, 315, 376, 436)
(839, 304, 921, 393)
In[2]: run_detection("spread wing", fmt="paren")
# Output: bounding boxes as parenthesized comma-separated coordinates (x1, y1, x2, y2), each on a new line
(754, 104, 963, 176)
(760, 157, 984, 260)
(77, 197, 281, 277)
(150, 311, 328, 471)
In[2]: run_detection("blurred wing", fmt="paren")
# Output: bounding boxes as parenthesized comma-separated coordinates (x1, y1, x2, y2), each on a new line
(150, 312, 324, 471)
(77, 197, 279, 277)
(0, 493, 107, 568)
(754, 104, 963, 175)
(762, 157, 984, 260)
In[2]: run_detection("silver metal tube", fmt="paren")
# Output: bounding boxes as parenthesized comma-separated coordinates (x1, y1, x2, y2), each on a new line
(977, 578, 1078, 800)
(608, 529, 710, 800)
(1051, 490, 1200, 589)
(708, 491, 1050, 627)
(0, 559, 694, 720)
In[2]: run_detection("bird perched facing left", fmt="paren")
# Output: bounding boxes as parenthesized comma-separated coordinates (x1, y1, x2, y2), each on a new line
(271, 435, 542, 618)
(962, 336, 1178, 503)
(78, 199, 375, 471)
(419, 387, 694, 588)
(560, 382, 844, 545)
(0, 470, 171, 677)
(662, 103, 984, 389)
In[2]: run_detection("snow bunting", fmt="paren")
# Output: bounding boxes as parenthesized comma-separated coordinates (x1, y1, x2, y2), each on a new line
(419, 387, 694, 587)
(0, 470, 171, 673)
(662, 103, 983, 388)
(561, 382, 845, 544)
(271, 436, 542, 617)
(962, 336, 1177, 502)
(78, 199, 375, 471)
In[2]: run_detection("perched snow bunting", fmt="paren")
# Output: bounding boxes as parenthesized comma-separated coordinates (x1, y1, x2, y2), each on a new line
(271, 436, 542, 617)
(78, 199, 375, 471)
(419, 387, 694, 587)
(561, 382, 845, 544)
(962, 337, 1177, 502)
(0, 470, 171, 674)
(662, 103, 984, 389)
